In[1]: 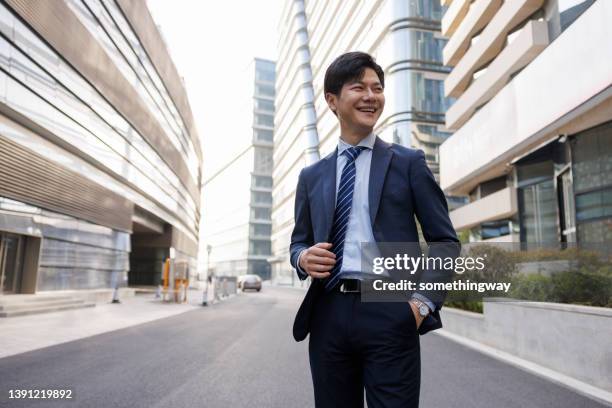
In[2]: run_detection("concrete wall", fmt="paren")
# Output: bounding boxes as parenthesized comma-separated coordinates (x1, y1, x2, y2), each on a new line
(441, 300, 612, 391)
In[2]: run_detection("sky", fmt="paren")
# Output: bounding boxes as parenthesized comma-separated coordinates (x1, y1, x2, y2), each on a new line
(146, 0, 282, 177)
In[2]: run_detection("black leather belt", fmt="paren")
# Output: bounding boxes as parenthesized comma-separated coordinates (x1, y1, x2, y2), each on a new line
(335, 279, 361, 293)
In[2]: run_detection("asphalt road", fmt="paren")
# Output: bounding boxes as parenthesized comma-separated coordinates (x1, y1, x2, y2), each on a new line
(0, 286, 605, 408)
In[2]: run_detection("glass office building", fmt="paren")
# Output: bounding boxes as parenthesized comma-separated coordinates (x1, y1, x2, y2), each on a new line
(270, 0, 454, 284)
(202, 59, 275, 279)
(440, 0, 611, 247)
(0, 0, 202, 294)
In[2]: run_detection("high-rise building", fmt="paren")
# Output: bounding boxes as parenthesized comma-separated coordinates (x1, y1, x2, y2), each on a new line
(203, 58, 275, 279)
(439, 0, 610, 246)
(0, 0, 202, 295)
(271, 0, 453, 283)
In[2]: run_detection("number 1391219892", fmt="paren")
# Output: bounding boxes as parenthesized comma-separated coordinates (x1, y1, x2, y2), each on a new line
(9, 389, 73, 399)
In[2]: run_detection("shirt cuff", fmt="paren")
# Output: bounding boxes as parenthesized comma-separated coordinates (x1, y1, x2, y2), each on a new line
(411, 293, 435, 313)
(295, 249, 309, 280)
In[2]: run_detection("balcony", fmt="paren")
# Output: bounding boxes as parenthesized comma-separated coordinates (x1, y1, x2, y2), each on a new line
(449, 186, 517, 231)
(440, 0, 612, 194)
(444, 0, 545, 98)
(443, 0, 502, 67)
(446, 19, 549, 130)
(442, 0, 472, 38)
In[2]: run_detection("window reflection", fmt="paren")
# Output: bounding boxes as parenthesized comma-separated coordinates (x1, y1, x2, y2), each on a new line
(69, 0, 199, 172)
(408, 0, 443, 20)
(0, 3, 199, 229)
(409, 72, 451, 117)
(572, 121, 612, 245)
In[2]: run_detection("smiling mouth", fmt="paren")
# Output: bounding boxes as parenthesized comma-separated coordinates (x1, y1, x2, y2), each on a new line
(357, 107, 377, 113)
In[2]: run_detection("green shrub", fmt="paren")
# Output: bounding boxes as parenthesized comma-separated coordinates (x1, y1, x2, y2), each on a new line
(550, 267, 612, 307)
(444, 300, 483, 314)
(506, 265, 611, 307)
(511, 248, 604, 270)
(466, 244, 517, 281)
(445, 244, 517, 311)
(443, 244, 611, 311)
(509, 274, 554, 302)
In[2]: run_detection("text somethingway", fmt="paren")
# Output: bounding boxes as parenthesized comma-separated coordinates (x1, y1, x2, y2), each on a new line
(372, 280, 511, 293)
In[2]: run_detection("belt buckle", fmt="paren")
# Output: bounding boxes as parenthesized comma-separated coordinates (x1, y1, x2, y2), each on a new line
(339, 280, 359, 293)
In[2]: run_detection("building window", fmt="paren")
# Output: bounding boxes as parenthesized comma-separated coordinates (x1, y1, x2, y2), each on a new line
(572, 122, 612, 244)
(254, 129, 273, 142)
(252, 175, 273, 188)
(249, 260, 271, 278)
(518, 179, 558, 244)
(409, 74, 451, 117)
(256, 69, 275, 82)
(410, 30, 446, 64)
(255, 114, 274, 127)
(481, 220, 511, 239)
(256, 84, 275, 97)
(480, 176, 508, 198)
(249, 241, 271, 255)
(517, 161, 558, 244)
(255, 98, 274, 112)
(254, 148, 273, 173)
(251, 224, 271, 236)
(575, 188, 612, 222)
(424, 79, 445, 113)
(572, 123, 612, 193)
(417, 124, 451, 139)
(251, 208, 271, 219)
(252, 191, 272, 204)
(469, 220, 511, 241)
(575, 218, 612, 244)
(408, 0, 443, 20)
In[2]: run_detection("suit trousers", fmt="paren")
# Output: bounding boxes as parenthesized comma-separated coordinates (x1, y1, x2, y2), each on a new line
(308, 290, 421, 408)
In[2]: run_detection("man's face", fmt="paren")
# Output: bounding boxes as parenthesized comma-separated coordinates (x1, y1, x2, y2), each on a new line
(326, 67, 385, 134)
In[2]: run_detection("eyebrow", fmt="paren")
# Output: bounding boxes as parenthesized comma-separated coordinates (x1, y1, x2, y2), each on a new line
(349, 80, 382, 87)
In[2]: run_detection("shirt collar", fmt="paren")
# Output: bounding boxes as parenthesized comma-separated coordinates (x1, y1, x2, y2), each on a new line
(337, 132, 375, 156)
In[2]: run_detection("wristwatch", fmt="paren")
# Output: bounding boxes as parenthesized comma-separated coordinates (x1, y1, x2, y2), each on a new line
(410, 298, 431, 318)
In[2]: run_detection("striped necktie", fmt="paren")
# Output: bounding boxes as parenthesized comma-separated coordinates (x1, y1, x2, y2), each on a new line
(325, 146, 367, 291)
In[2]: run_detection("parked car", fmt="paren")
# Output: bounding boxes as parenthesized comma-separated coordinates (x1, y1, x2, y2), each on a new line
(239, 274, 262, 292)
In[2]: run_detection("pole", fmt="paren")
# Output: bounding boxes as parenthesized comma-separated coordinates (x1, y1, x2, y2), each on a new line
(111, 271, 120, 304)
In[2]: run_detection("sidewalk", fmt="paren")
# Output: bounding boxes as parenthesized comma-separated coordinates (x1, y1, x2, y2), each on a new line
(0, 288, 222, 359)
(267, 279, 309, 290)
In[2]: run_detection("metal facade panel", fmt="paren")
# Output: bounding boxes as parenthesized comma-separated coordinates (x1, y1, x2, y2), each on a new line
(4, 0, 200, 204)
(0, 133, 134, 231)
(115, 0, 202, 162)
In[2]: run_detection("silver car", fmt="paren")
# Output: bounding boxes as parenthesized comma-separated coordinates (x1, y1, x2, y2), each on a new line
(239, 274, 262, 292)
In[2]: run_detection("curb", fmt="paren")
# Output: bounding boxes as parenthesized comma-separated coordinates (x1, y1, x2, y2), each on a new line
(434, 329, 612, 407)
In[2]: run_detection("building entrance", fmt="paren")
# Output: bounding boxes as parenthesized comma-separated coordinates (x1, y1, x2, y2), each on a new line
(0, 232, 24, 294)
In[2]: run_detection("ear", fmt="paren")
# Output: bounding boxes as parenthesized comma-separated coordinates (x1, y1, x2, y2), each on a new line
(325, 92, 337, 113)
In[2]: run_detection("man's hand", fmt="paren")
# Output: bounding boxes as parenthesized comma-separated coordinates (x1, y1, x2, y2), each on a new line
(299, 242, 336, 279)
(409, 301, 425, 329)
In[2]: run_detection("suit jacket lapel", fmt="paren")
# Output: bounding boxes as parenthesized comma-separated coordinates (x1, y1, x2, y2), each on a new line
(321, 147, 337, 241)
(369, 136, 393, 226)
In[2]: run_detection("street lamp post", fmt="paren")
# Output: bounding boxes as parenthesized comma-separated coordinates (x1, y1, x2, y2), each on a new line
(202, 245, 213, 306)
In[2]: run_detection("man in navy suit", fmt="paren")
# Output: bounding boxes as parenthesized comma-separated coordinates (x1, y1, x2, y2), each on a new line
(289, 52, 460, 407)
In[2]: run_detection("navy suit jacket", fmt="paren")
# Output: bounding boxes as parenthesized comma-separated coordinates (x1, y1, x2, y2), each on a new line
(290, 136, 460, 342)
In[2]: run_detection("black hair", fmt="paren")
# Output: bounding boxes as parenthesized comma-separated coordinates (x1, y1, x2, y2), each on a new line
(323, 51, 385, 96)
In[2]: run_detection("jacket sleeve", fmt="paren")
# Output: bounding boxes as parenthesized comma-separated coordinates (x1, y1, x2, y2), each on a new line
(290, 168, 314, 280)
(409, 149, 461, 310)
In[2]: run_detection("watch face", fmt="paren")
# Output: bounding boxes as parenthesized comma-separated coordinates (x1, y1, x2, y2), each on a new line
(419, 304, 429, 316)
